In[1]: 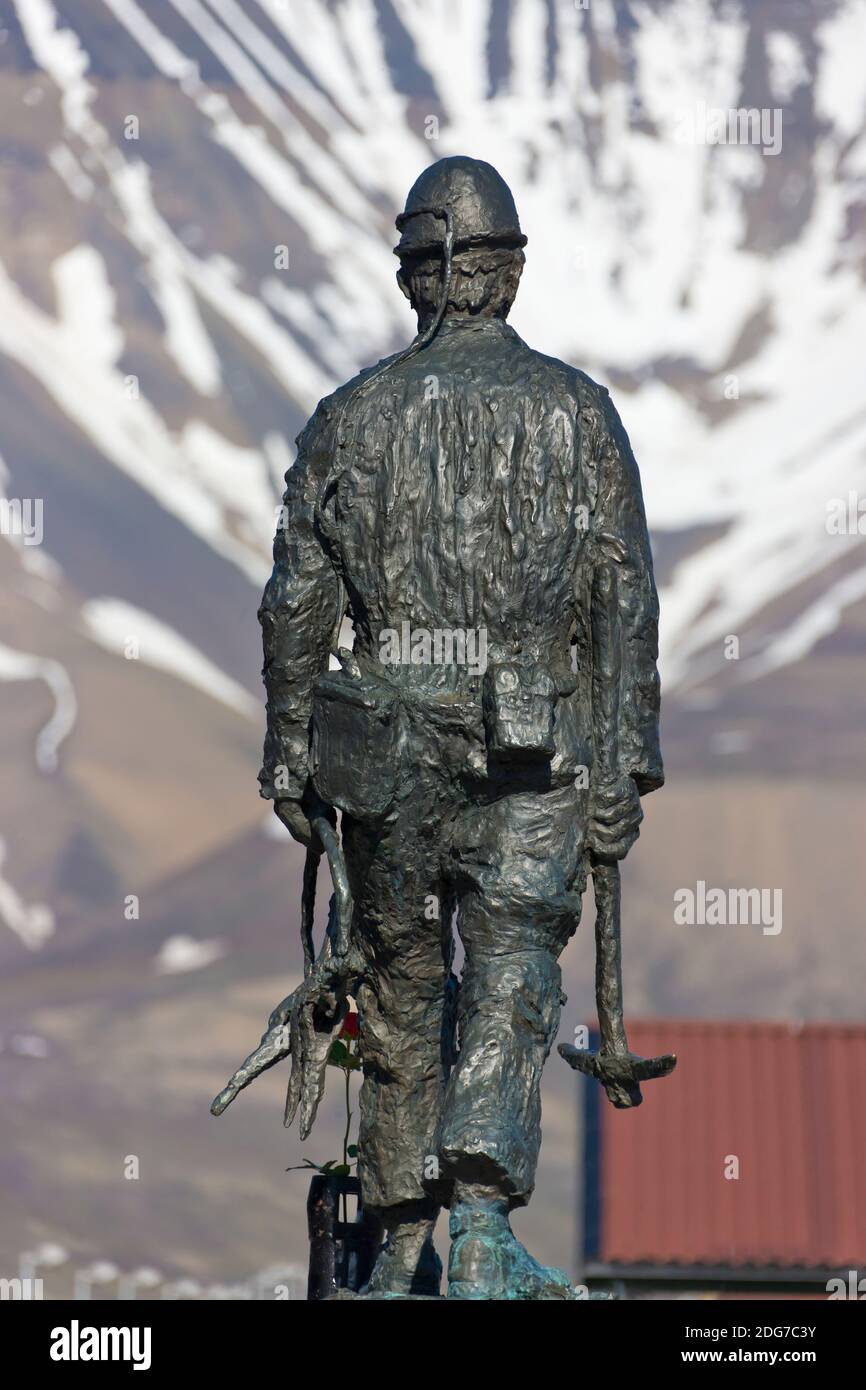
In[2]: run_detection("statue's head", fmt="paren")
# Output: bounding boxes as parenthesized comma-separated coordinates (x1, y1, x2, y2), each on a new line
(394, 157, 526, 328)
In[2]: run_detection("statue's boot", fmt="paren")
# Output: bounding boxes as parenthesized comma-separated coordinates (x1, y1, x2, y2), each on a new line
(360, 1201, 442, 1298)
(447, 1199, 580, 1301)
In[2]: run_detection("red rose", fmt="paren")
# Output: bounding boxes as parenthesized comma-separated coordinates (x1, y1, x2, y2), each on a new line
(340, 1011, 360, 1039)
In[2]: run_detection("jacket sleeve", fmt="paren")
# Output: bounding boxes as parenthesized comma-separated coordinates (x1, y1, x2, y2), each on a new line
(591, 389, 664, 796)
(258, 403, 345, 803)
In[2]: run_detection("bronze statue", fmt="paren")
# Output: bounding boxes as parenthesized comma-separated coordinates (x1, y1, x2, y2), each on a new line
(212, 157, 672, 1300)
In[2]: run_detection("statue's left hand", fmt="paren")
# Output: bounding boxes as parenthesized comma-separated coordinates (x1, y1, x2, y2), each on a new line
(587, 775, 643, 862)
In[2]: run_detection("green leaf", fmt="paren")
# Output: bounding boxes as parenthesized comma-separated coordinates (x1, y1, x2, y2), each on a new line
(332, 1164, 350, 1176)
(328, 1040, 349, 1067)
(347, 1145, 358, 1158)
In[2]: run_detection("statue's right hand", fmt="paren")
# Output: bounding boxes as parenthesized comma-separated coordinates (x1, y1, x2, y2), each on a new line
(274, 798, 314, 846)
(274, 797, 334, 851)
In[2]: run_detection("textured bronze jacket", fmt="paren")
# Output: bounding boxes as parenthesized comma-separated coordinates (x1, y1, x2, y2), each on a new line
(259, 316, 663, 804)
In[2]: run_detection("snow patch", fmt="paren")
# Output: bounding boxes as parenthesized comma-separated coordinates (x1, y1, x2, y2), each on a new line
(52, 245, 124, 369)
(0, 838, 55, 950)
(80, 598, 259, 718)
(154, 934, 228, 974)
(0, 640, 76, 772)
(743, 563, 866, 682)
(766, 31, 810, 103)
(815, 1, 866, 140)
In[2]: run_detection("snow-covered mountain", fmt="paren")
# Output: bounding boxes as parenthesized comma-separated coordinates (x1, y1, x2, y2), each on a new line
(0, 0, 863, 922)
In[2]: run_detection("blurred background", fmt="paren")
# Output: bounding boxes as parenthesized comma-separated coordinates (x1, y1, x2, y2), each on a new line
(1, 0, 864, 1298)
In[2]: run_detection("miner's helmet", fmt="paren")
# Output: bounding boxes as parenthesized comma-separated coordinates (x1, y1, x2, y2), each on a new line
(394, 156, 527, 259)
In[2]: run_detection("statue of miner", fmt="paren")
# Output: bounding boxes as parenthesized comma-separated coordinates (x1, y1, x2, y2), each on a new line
(212, 157, 665, 1300)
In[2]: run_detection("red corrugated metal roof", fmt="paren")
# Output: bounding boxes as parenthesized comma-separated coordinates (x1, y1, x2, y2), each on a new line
(588, 1020, 866, 1270)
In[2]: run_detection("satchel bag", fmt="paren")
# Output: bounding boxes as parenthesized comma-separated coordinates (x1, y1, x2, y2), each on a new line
(310, 668, 401, 820)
